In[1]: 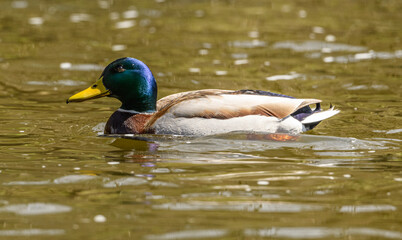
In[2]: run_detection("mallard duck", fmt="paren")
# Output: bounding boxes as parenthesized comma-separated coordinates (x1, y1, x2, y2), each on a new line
(67, 57, 339, 136)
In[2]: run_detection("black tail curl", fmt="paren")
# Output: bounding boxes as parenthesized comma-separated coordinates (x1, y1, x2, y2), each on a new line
(291, 102, 322, 131)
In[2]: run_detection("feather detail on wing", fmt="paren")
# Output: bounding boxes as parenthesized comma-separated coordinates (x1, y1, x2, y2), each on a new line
(156, 89, 232, 110)
(168, 95, 321, 119)
(144, 89, 322, 131)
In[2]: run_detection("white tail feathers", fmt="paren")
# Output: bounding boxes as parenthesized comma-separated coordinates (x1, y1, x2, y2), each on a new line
(301, 107, 340, 124)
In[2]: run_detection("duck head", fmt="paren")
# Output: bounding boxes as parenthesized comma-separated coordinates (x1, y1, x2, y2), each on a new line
(67, 57, 157, 112)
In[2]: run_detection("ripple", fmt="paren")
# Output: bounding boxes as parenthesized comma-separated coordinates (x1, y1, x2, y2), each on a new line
(111, 44, 127, 51)
(123, 10, 138, 19)
(151, 168, 170, 173)
(115, 20, 136, 29)
(109, 12, 119, 20)
(70, 13, 91, 23)
(150, 181, 179, 187)
(153, 201, 323, 212)
(103, 177, 148, 188)
(245, 227, 341, 238)
(104, 134, 390, 156)
(0, 203, 72, 215)
(93, 122, 106, 134)
(3, 180, 50, 185)
(28, 17, 44, 25)
(272, 40, 367, 52)
(198, 49, 208, 55)
(53, 175, 98, 184)
(266, 72, 304, 81)
(343, 83, 389, 91)
(0, 229, 65, 236)
(228, 40, 266, 48)
(339, 205, 396, 213)
(98, 0, 110, 9)
(248, 31, 259, 38)
(142, 9, 162, 18)
(181, 191, 232, 198)
(3, 175, 98, 186)
(314, 151, 363, 157)
(146, 229, 228, 240)
(386, 129, 402, 134)
(215, 70, 227, 76)
(298, 10, 307, 18)
(231, 53, 248, 59)
(94, 214, 107, 223)
(312, 26, 325, 34)
(60, 62, 104, 71)
(188, 68, 201, 73)
(234, 59, 249, 65)
(325, 34, 336, 42)
(244, 227, 402, 239)
(322, 50, 402, 63)
(27, 79, 87, 86)
(165, 134, 389, 153)
(11, 0, 28, 9)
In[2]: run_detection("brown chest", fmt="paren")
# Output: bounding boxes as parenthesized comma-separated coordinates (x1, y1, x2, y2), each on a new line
(105, 111, 154, 134)
(124, 114, 154, 134)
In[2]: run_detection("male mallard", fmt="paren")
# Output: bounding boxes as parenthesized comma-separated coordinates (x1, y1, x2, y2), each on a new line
(67, 57, 339, 135)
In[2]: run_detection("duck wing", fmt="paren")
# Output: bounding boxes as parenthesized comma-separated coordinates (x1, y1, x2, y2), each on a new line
(156, 89, 233, 111)
(145, 89, 321, 130)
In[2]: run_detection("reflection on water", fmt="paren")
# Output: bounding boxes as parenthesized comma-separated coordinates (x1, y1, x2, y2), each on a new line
(109, 133, 389, 154)
(343, 83, 389, 91)
(272, 40, 367, 52)
(144, 227, 402, 240)
(28, 17, 44, 26)
(244, 227, 402, 239)
(53, 174, 99, 184)
(11, 0, 28, 9)
(146, 229, 229, 240)
(27, 80, 87, 86)
(273, 40, 402, 64)
(3, 174, 98, 185)
(0, 229, 65, 237)
(0, 203, 72, 215)
(153, 201, 323, 212)
(339, 205, 396, 213)
(322, 50, 402, 63)
(103, 177, 148, 188)
(1, 0, 401, 239)
(266, 72, 304, 81)
(228, 40, 267, 48)
(59, 63, 104, 71)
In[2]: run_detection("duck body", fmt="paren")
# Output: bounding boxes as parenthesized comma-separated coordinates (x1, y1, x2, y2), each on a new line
(67, 57, 339, 136)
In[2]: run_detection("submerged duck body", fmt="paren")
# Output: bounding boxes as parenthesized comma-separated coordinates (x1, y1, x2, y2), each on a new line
(67, 57, 339, 136)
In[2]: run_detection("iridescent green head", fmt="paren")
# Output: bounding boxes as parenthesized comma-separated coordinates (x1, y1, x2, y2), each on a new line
(67, 57, 157, 112)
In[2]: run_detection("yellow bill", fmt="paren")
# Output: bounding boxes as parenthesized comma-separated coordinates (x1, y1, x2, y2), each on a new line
(66, 77, 110, 103)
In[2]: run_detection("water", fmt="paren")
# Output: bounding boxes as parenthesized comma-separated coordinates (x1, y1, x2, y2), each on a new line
(0, 0, 401, 239)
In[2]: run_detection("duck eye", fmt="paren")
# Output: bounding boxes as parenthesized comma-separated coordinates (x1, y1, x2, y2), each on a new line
(115, 65, 125, 73)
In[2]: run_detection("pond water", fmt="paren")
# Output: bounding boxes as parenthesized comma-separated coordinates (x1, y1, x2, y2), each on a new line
(0, 0, 401, 239)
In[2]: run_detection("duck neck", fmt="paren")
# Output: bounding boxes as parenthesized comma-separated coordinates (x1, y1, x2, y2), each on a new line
(119, 96, 156, 113)
(117, 74, 157, 113)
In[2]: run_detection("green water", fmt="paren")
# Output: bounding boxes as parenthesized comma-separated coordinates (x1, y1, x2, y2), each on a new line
(0, 0, 401, 239)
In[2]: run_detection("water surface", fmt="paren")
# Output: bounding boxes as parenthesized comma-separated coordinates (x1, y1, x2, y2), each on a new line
(0, 0, 401, 239)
